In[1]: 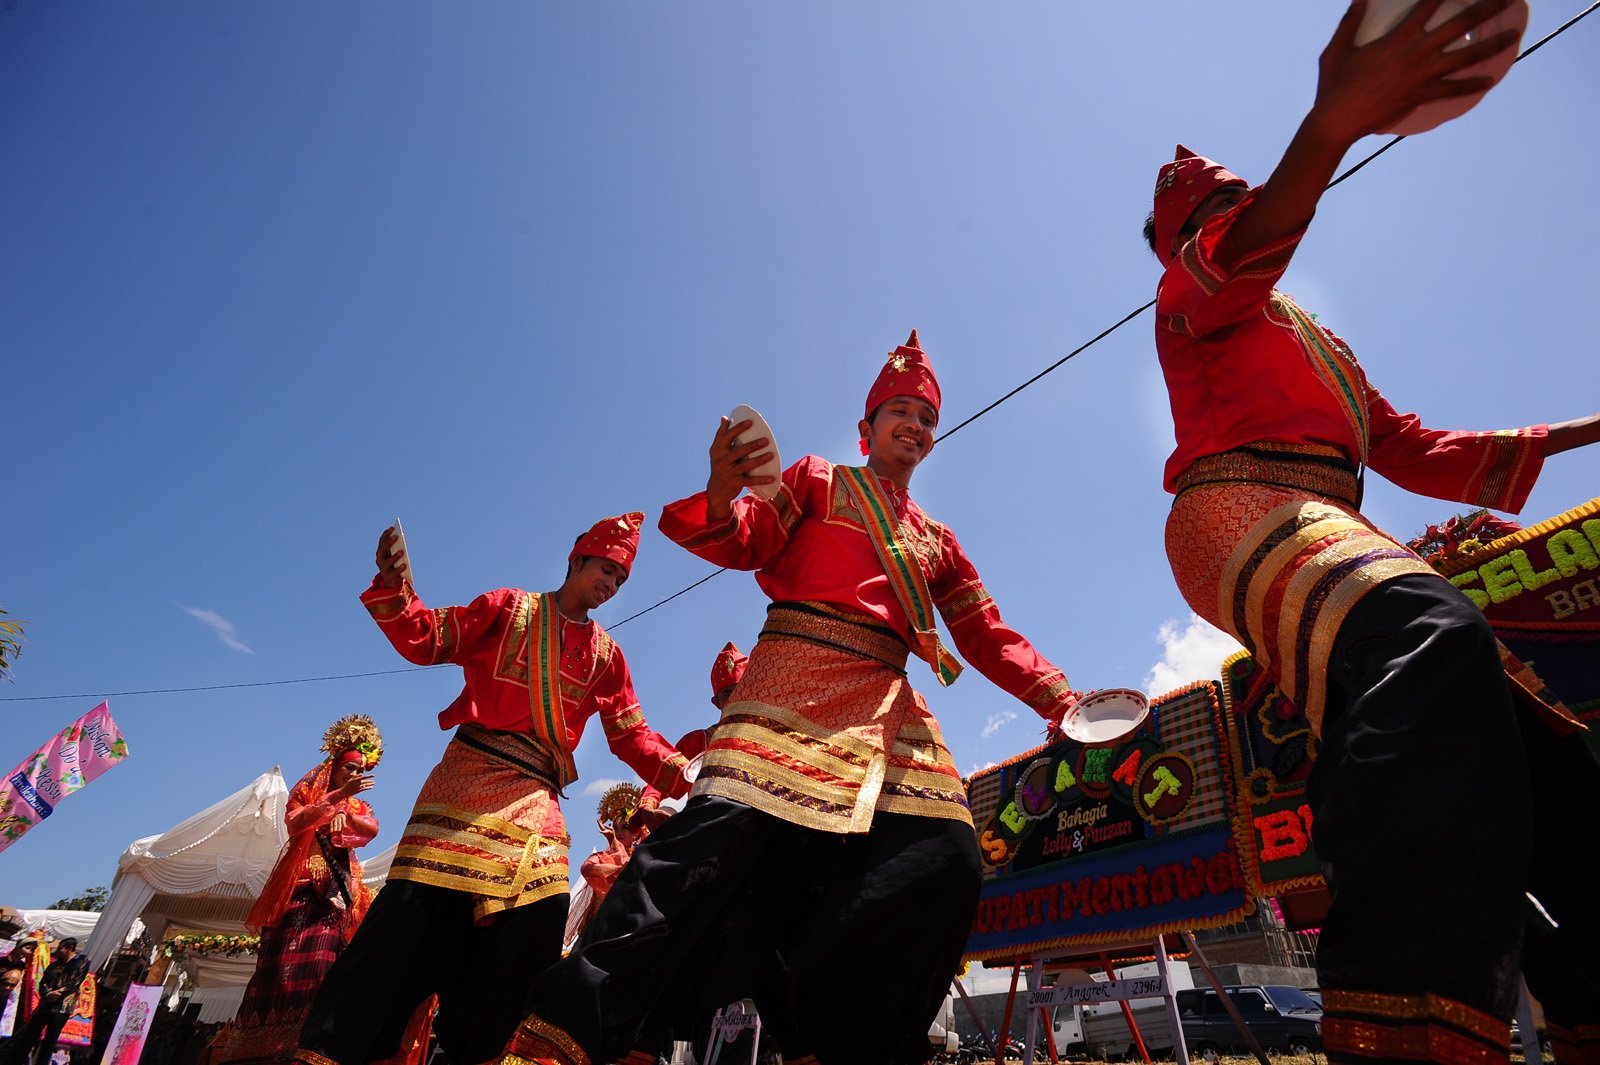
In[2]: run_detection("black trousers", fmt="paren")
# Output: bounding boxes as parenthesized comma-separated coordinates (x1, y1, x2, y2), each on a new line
(518, 796, 981, 1065)
(1313, 574, 1600, 1039)
(297, 879, 566, 1065)
(0, 1009, 69, 1065)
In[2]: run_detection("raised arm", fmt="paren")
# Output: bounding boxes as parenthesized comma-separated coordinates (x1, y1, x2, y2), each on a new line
(1544, 414, 1600, 458)
(359, 529, 515, 665)
(659, 454, 820, 570)
(1214, 0, 1520, 269)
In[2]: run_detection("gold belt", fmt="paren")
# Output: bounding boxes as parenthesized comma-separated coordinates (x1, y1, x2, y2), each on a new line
(761, 601, 910, 672)
(1174, 443, 1361, 508)
(453, 724, 561, 790)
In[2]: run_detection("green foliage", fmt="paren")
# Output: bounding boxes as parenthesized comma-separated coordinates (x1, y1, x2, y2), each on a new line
(49, 886, 110, 912)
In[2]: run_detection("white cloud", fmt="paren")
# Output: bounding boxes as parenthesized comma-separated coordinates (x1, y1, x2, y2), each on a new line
(980, 710, 1018, 739)
(968, 761, 998, 777)
(582, 777, 625, 796)
(179, 605, 255, 655)
(1145, 613, 1244, 695)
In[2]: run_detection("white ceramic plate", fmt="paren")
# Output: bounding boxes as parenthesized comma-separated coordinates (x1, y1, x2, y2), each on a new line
(1060, 688, 1150, 745)
(389, 517, 415, 584)
(728, 403, 782, 500)
(1355, 0, 1529, 135)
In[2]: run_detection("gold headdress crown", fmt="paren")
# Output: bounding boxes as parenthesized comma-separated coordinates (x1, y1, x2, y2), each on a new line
(321, 714, 384, 769)
(596, 781, 642, 827)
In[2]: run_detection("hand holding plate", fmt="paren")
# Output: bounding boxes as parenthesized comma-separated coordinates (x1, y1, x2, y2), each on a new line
(375, 528, 408, 588)
(1315, 0, 1524, 140)
(706, 416, 775, 518)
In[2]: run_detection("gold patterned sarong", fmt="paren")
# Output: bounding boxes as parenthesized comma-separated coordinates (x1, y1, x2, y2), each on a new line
(389, 725, 571, 921)
(691, 601, 971, 833)
(1167, 445, 1437, 733)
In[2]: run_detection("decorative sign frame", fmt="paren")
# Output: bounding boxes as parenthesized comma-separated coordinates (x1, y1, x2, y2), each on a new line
(964, 681, 1251, 962)
(1435, 497, 1600, 732)
(1218, 651, 1323, 900)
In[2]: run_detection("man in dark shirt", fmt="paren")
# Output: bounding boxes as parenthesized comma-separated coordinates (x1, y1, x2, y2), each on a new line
(1, 937, 89, 1065)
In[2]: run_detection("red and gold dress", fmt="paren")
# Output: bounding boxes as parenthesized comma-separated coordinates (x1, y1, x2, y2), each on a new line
(1157, 187, 1544, 731)
(218, 763, 377, 1065)
(360, 580, 690, 920)
(659, 453, 1076, 832)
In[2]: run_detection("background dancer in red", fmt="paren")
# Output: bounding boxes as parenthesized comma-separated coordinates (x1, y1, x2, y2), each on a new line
(296, 515, 690, 1065)
(1143, 3, 1600, 1060)
(631, 641, 747, 833)
(218, 717, 384, 1065)
(500, 331, 1086, 1065)
(562, 784, 642, 950)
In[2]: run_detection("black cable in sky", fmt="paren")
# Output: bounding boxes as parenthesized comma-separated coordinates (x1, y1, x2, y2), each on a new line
(5, 2, 1594, 705)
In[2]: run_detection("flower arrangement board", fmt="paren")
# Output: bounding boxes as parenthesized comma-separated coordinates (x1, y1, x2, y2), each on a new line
(1432, 496, 1600, 741)
(963, 680, 1251, 962)
(1218, 650, 1325, 903)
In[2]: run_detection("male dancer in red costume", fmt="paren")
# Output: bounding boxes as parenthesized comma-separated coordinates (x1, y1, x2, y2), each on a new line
(296, 515, 690, 1065)
(500, 332, 1085, 1065)
(1144, 3, 1600, 1060)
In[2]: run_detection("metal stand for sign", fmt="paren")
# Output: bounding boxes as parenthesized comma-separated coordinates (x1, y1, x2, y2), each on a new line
(1180, 931, 1269, 1065)
(1004, 935, 1191, 1065)
(994, 930, 1268, 1065)
(702, 1001, 760, 1065)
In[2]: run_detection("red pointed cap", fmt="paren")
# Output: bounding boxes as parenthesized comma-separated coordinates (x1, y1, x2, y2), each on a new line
(864, 329, 942, 424)
(709, 641, 749, 702)
(571, 512, 644, 575)
(1152, 144, 1246, 266)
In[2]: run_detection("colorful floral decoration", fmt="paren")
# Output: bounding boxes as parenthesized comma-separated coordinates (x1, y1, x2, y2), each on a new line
(321, 714, 384, 769)
(161, 933, 261, 959)
(1406, 508, 1523, 567)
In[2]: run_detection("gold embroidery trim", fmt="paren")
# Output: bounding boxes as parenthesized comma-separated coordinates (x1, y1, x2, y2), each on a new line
(364, 587, 411, 619)
(937, 580, 993, 625)
(1175, 446, 1359, 507)
(1300, 555, 1433, 730)
(1322, 990, 1508, 1044)
(700, 746, 861, 806)
(505, 1015, 591, 1065)
(712, 720, 871, 781)
(1019, 672, 1076, 715)
(760, 603, 909, 670)
(605, 705, 645, 736)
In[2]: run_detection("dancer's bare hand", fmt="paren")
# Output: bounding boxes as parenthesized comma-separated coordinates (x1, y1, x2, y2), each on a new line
(1310, 0, 1520, 143)
(629, 805, 673, 833)
(332, 772, 373, 800)
(375, 529, 408, 588)
(706, 417, 775, 522)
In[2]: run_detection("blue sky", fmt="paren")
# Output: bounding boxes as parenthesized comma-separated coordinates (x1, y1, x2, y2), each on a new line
(4, 2, 1596, 909)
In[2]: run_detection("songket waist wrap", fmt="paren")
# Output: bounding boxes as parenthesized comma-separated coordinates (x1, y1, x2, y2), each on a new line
(690, 600, 971, 834)
(1166, 443, 1438, 733)
(389, 724, 571, 921)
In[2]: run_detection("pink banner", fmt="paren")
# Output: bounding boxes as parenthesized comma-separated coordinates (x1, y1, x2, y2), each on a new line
(101, 982, 164, 1065)
(0, 701, 129, 853)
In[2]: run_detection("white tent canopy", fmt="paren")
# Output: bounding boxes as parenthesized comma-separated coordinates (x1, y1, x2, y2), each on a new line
(6, 908, 101, 943)
(85, 768, 289, 969)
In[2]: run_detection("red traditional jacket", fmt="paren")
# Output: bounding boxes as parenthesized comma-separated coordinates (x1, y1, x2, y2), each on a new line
(1156, 189, 1545, 510)
(361, 580, 688, 799)
(639, 727, 708, 809)
(658, 455, 1075, 721)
